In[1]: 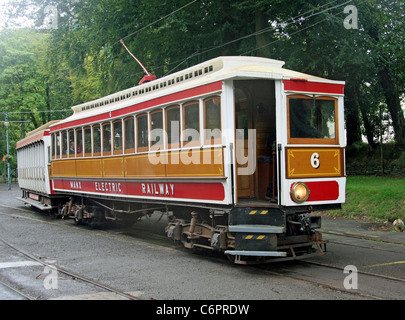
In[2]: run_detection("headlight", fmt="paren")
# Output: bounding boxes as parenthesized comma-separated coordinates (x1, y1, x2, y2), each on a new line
(291, 182, 310, 203)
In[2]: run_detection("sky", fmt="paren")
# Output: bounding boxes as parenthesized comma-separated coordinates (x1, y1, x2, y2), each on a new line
(0, 0, 35, 30)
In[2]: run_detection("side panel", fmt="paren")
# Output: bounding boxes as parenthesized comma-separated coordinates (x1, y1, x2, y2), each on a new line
(125, 154, 166, 177)
(165, 148, 224, 177)
(76, 159, 103, 177)
(17, 140, 50, 195)
(52, 179, 227, 204)
(285, 147, 344, 179)
(280, 82, 346, 207)
(283, 177, 346, 206)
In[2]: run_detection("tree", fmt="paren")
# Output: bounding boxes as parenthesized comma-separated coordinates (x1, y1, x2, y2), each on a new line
(3, 0, 405, 149)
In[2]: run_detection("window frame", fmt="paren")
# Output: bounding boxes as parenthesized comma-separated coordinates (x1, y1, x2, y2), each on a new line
(287, 94, 339, 145)
(124, 116, 135, 154)
(56, 132, 61, 158)
(182, 100, 200, 147)
(102, 122, 112, 156)
(166, 105, 181, 149)
(83, 126, 92, 157)
(68, 129, 75, 158)
(203, 96, 222, 145)
(136, 113, 149, 153)
(150, 109, 164, 151)
(112, 119, 123, 155)
(92, 124, 101, 157)
(51, 133, 56, 159)
(60, 131, 67, 158)
(75, 127, 84, 158)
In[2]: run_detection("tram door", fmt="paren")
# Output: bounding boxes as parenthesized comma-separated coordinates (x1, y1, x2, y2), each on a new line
(234, 80, 276, 202)
(235, 87, 254, 198)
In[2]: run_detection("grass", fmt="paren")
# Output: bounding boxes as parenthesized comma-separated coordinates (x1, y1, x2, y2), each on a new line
(329, 176, 405, 222)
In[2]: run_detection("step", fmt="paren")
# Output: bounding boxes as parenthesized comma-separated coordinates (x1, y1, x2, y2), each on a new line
(224, 250, 287, 257)
(228, 225, 284, 234)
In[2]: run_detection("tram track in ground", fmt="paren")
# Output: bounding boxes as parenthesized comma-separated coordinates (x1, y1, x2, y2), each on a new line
(0, 278, 35, 300)
(268, 234, 405, 300)
(323, 229, 405, 250)
(0, 235, 144, 300)
(255, 257, 405, 300)
(299, 259, 405, 284)
(2, 202, 404, 300)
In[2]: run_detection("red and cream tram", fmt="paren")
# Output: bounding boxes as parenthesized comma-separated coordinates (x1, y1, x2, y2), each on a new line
(17, 56, 346, 264)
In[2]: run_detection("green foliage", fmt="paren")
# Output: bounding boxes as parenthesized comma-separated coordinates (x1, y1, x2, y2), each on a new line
(0, 0, 404, 169)
(330, 176, 405, 222)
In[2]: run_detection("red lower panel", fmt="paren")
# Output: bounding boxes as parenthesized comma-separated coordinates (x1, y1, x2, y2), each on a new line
(53, 179, 225, 202)
(290, 181, 339, 202)
(307, 181, 339, 201)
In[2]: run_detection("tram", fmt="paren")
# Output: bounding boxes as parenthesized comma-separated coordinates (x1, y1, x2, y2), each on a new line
(16, 56, 346, 264)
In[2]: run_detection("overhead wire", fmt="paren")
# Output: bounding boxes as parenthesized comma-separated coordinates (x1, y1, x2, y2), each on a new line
(117, 0, 198, 44)
(194, 0, 354, 59)
(81, 0, 357, 81)
(161, 0, 355, 74)
(11, 0, 359, 93)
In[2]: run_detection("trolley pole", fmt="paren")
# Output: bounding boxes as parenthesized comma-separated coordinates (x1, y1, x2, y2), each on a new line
(5, 112, 11, 190)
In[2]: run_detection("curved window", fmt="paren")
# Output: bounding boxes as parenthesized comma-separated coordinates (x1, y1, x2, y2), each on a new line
(93, 125, 101, 156)
(166, 106, 180, 149)
(76, 128, 83, 157)
(113, 120, 123, 154)
(103, 122, 111, 155)
(68, 130, 75, 158)
(61, 131, 68, 158)
(84, 126, 92, 157)
(137, 114, 148, 152)
(183, 100, 200, 147)
(56, 133, 61, 158)
(150, 110, 163, 150)
(204, 96, 221, 145)
(124, 117, 135, 153)
(51, 134, 56, 159)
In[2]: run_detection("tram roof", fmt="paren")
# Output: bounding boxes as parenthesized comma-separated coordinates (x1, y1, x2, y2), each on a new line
(51, 56, 344, 129)
(16, 120, 61, 149)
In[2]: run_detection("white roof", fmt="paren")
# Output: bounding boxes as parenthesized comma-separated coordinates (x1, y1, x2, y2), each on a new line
(52, 56, 343, 127)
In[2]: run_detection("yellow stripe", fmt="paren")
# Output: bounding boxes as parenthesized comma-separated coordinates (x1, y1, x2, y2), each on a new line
(245, 235, 254, 240)
(256, 235, 266, 240)
(249, 210, 257, 215)
(260, 210, 268, 215)
(366, 261, 405, 268)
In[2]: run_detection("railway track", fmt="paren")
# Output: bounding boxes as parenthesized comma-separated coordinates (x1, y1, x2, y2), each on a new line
(0, 278, 35, 300)
(0, 235, 144, 300)
(1, 202, 404, 300)
(256, 231, 405, 300)
(301, 259, 405, 284)
(323, 229, 405, 249)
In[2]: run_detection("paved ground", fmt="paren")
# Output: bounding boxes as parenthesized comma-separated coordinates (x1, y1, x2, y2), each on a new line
(0, 182, 404, 302)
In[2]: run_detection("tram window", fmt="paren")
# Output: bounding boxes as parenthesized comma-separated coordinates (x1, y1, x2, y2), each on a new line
(76, 128, 83, 157)
(51, 134, 56, 159)
(84, 126, 92, 156)
(204, 96, 221, 145)
(288, 95, 337, 144)
(166, 106, 180, 149)
(56, 133, 61, 157)
(103, 123, 112, 155)
(183, 101, 200, 147)
(137, 114, 148, 152)
(93, 125, 101, 156)
(150, 110, 163, 150)
(113, 120, 123, 154)
(124, 117, 135, 153)
(61, 131, 68, 158)
(68, 130, 75, 157)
